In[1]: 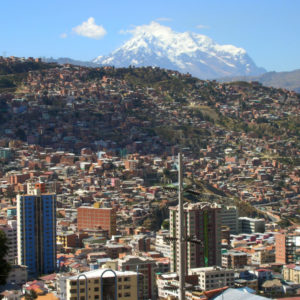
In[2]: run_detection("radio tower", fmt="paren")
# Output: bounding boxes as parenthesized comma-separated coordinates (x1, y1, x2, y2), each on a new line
(178, 152, 185, 300)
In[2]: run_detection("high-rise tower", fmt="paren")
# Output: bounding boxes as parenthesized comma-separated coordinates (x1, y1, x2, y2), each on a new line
(17, 189, 56, 278)
(170, 202, 221, 273)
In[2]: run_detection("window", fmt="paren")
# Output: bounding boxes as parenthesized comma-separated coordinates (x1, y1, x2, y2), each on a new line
(124, 277, 130, 282)
(94, 279, 99, 284)
(70, 289, 76, 293)
(124, 293, 131, 297)
(94, 287, 99, 292)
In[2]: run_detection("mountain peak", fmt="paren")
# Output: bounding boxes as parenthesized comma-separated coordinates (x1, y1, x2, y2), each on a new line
(93, 22, 265, 79)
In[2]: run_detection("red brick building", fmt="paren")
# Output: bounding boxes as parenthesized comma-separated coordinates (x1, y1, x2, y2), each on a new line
(77, 207, 116, 237)
(275, 231, 300, 264)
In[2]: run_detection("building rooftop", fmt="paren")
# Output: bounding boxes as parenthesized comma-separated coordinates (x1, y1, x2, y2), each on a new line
(68, 268, 137, 280)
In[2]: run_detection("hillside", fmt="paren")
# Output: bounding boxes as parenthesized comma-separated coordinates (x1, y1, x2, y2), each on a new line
(0, 60, 299, 224)
(0, 61, 299, 159)
(0, 58, 57, 91)
(220, 69, 300, 92)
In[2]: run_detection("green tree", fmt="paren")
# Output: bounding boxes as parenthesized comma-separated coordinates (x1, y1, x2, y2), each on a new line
(0, 230, 11, 285)
(161, 219, 170, 230)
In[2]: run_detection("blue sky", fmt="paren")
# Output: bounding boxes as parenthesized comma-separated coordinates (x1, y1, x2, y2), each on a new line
(1, 0, 299, 72)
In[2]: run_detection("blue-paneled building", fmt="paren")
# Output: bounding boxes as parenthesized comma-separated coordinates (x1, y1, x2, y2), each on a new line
(17, 191, 56, 278)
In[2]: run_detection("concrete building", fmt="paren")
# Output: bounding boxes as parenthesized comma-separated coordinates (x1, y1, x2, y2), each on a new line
(130, 234, 151, 253)
(220, 206, 238, 234)
(190, 267, 235, 291)
(6, 265, 27, 285)
(77, 207, 116, 237)
(27, 181, 57, 194)
(170, 202, 221, 273)
(17, 190, 56, 278)
(282, 264, 300, 283)
(238, 217, 265, 234)
(60, 268, 139, 300)
(275, 231, 300, 264)
(155, 230, 171, 258)
(117, 255, 157, 300)
(0, 148, 12, 160)
(222, 250, 248, 268)
(251, 248, 275, 265)
(0, 220, 17, 264)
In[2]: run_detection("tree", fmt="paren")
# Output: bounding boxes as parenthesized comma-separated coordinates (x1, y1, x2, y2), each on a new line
(161, 219, 170, 230)
(0, 230, 11, 285)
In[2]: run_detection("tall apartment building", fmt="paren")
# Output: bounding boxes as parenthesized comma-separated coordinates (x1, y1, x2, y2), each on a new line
(77, 207, 116, 237)
(220, 205, 238, 234)
(0, 220, 17, 264)
(59, 269, 139, 300)
(17, 190, 56, 278)
(170, 202, 221, 273)
(275, 231, 300, 264)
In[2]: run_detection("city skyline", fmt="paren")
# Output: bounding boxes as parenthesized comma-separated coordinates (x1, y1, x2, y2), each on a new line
(0, 0, 300, 72)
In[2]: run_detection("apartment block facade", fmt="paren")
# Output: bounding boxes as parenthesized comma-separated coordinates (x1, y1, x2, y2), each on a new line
(77, 207, 116, 237)
(275, 231, 300, 264)
(170, 202, 221, 273)
(17, 191, 56, 278)
(0, 220, 18, 264)
(61, 269, 139, 300)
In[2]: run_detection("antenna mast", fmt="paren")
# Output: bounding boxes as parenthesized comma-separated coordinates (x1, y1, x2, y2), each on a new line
(178, 152, 185, 300)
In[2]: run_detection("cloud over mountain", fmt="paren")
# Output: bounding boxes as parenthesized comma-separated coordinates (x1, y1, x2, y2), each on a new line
(73, 17, 106, 40)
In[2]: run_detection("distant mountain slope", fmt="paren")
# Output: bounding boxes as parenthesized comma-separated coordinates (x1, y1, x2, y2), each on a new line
(93, 22, 265, 79)
(43, 57, 99, 68)
(219, 69, 300, 92)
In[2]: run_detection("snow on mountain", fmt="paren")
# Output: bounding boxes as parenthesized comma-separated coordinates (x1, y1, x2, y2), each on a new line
(93, 22, 265, 79)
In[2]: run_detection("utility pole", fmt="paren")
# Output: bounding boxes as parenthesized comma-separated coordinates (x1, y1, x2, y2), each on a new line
(178, 152, 185, 300)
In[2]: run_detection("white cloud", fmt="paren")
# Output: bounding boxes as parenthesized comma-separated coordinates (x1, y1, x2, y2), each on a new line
(155, 17, 172, 22)
(119, 29, 129, 35)
(72, 17, 106, 39)
(196, 24, 210, 29)
(60, 33, 67, 39)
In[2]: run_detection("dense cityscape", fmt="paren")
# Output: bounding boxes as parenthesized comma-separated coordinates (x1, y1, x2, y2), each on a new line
(0, 56, 300, 300)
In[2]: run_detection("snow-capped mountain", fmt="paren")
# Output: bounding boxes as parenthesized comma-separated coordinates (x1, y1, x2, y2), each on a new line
(93, 22, 265, 79)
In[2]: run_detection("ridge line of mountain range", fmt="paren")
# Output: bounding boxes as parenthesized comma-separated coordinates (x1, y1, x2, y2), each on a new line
(42, 57, 300, 93)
